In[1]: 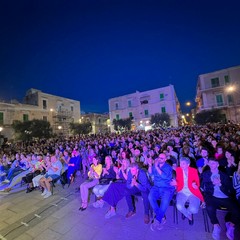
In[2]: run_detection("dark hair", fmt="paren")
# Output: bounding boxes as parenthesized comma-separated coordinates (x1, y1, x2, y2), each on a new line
(208, 157, 218, 163)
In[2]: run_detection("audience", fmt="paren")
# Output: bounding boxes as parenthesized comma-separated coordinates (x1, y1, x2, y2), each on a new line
(0, 122, 240, 239)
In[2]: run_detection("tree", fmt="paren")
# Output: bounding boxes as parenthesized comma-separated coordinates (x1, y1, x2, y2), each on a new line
(150, 113, 171, 128)
(112, 118, 132, 132)
(195, 109, 226, 125)
(12, 119, 52, 141)
(69, 122, 92, 135)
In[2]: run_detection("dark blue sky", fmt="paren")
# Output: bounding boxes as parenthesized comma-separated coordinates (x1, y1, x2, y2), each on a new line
(1, 0, 240, 113)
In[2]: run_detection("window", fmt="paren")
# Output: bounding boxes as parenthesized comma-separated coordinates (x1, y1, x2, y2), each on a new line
(160, 93, 164, 101)
(211, 77, 220, 88)
(43, 99, 47, 110)
(116, 114, 120, 120)
(71, 106, 74, 111)
(128, 100, 132, 107)
(161, 107, 166, 113)
(141, 100, 148, 105)
(43, 116, 48, 121)
(129, 112, 133, 118)
(144, 110, 149, 116)
(224, 75, 230, 84)
(0, 112, 3, 125)
(115, 103, 119, 110)
(227, 95, 234, 105)
(216, 95, 223, 106)
(98, 118, 101, 123)
(23, 114, 29, 122)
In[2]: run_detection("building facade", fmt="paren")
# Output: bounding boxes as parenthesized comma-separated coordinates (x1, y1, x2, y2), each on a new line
(81, 113, 110, 134)
(195, 65, 240, 123)
(108, 84, 181, 131)
(0, 89, 81, 140)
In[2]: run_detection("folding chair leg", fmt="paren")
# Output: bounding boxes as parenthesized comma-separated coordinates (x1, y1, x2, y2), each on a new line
(202, 208, 210, 232)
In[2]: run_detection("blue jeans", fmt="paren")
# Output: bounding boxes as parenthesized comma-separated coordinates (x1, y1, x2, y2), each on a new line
(7, 167, 22, 181)
(148, 186, 175, 222)
(125, 186, 150, 215)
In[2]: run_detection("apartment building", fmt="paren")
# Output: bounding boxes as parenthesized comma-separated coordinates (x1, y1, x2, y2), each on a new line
(0, 88, 81, 139)
(108, 84, 181, 131)
(196, 65, 240, 123)
(81, 113, 110, 134)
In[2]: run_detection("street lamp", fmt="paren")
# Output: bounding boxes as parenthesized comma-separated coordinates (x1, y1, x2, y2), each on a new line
(186, 101, 191, 107)
(225, 85, 238, 123)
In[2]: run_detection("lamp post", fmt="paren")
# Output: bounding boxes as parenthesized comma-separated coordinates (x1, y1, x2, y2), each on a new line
(0, 127, 3, 147)
(225, 85, 238, 123)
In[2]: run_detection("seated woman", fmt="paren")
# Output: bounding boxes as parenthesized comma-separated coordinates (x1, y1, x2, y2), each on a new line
(92, 156, 117, 208)
(171, 157, 204, 225)
(32, 155, 49, 189)
(233, 161, 240, 206)
(66, 150, 77, 184)
(79, 155, 102, 211)
(102, 158, 130, 219)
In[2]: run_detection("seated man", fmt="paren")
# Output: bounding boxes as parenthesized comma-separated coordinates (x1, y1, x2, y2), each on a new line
(124, 163, 151, 224)
(171, 157, 205, 225)
(39, 155, 62, 199)
(201, 158, 240, 240)
(148, 153, 175, 231)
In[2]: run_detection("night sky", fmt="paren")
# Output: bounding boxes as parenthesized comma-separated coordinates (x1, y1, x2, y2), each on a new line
(1, 0, 240, 113)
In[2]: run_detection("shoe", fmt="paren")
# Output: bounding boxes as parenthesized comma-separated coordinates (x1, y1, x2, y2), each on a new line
(0, 189, 10, 194)
(125, 211, 136, 219)
(212, 225, 221, 240)
(41, 189, 48, 196)
(26, 188, 33, 193)
(93, 200, 104, 208)
(2, 179, 10, 184)
(144, 214, 150, 224)
(43, 191, 52, 198)
(150, 219, 163, 231)
(105, 210, 116, 219)
(150, 217, 166, 231)
(187, 214, 194, 225)
(0, 172, 6, 177)
(226, 222, 234, 240)
(188, 219, 194, 225)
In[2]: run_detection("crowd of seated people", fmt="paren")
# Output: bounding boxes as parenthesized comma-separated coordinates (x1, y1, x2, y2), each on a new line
(0, 123, 240, 239)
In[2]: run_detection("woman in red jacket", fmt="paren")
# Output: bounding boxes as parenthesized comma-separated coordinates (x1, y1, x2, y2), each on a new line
(171, 157, 204, 225)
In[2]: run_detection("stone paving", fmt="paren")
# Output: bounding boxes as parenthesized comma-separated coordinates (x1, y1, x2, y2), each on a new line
(0, 175, 236, 240)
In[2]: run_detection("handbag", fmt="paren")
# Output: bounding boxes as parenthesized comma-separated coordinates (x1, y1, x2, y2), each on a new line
(99, 178, 111, 185)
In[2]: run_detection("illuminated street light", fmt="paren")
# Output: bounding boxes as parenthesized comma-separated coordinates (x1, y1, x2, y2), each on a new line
(50, 108, 54, 112)
(182, 115, 185, 119)
(58, 126, 62, 130)
(226, 85, 236, 92)
(0, 127, 3, 132)
(186, 101, 191, 106)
